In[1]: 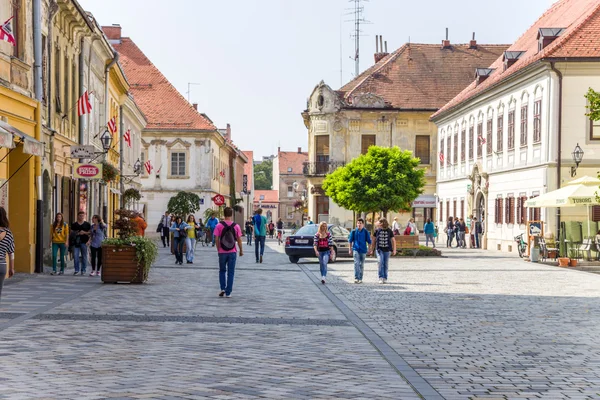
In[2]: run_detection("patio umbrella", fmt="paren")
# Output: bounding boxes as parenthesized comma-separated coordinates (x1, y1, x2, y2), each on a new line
(525, 176, 600, 237)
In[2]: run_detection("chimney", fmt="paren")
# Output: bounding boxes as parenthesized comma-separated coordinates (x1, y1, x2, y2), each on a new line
(442, 28, 451, 49)
(469, 32, 477, 49)
(226, 123, 231, 141)
(192, 103, 198, 111)
(278, 146, 281, 153)
(102, 24, 122, 43)
(374, 34, 390, 63)
(298, 147, 302, 153)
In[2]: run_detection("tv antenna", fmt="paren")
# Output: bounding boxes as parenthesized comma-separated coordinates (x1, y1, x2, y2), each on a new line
(186, 82, 202, 103)
(346, 0, 370, 78)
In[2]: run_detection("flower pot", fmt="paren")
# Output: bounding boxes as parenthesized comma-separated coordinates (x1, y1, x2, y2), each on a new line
(557, 257, 570, 267)
(569, 259, 578, 267)
(101, 245, 147, 283)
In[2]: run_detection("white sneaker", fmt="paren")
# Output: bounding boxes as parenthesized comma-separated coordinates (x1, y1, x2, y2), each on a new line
(321, 276, 326, 284)
(89, 271, 95, 276)
(358, 280, 363, 284)
(383, 278, 387, 283)
(379, 279, 384, 284)
(354, 279, 359, 284)
(225, 294, 232, 298)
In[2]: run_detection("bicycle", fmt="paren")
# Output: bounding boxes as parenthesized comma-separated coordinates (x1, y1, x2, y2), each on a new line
(514, 233, 527, 258)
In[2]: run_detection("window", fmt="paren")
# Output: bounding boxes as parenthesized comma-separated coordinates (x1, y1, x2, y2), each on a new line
(64, 55, 69, 120)
(453, 200, 457, 219)
(506, 196, 515, 224)
(497, 114, 504, 152)
(446, 135, 451, 164)
(287, 206, 294, 219)
(591, 119, 600, 140)
(12, 0, 22, 59)
(287, 167, 292, 172)
(54, 47, 61, 113)
(476, 122, 483, 158)
(361, 135, 376, 154)
(259, 194, 265, 200)
(486, 119, 493, 155)
(439, 201, 444, 222)
(315, 135, 329, 174)
(460, 129, 465, 162)
(533, 100, 542, 143)
(72, 63, 77, 122)
(287, 185, 293, 198)
(453, 133, 458, 164)
(508, 110, 515, 150)
(495, 197, 504, 224)
(415, 136, 430, 164)
(316, 195, 329, 216)
(446, 200, 450, 219)
(520, 105, 528, 146)
(41, 34, 47, 103)
(529, 195, 541, 221)
(140, 151, 147, 177)
(170, 152, 186, 176)
(460, 199, 464, 219)
(517, 195, 528, 225)
(468, 126, 474, 160)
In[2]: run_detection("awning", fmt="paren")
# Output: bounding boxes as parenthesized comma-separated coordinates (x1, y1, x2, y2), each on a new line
(0, 120, 44, 156)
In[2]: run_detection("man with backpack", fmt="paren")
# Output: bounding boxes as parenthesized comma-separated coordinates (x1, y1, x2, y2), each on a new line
(253, 208, 267, 263)
(214, 207, 243, 298)
(349, 218, 371, 284)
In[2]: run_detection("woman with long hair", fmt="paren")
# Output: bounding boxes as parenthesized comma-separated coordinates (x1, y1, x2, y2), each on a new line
(185, 215, 200, 264)
(0, 207, 15, 301)
(170, 216, 189, 265)
(50, 212, 69, 275)
(313, 221, 333, 285)
(89, 215, 107, 276)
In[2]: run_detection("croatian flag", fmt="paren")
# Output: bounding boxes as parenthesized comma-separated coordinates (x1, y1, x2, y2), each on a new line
(123, 129, 132, 148)
(77, 91, 92, 117)
(107, 117, 117, 134)
(439, 152, 444, 163)
(0, 17, 15, 46)
(144, 160, 153, 174)
(479, 136, 487, 144)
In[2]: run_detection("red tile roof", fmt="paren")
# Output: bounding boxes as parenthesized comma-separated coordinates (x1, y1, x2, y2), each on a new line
(338, 43, 508, 110)
(106, 34, 216, 131)
(242, 151, 254, 190)
(433, 0, 600, 119)
(254, 190, 279, 203)
(278, 150, 308, 175)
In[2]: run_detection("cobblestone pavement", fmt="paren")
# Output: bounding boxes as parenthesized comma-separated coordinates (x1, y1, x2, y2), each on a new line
(0, 240, 599, 399)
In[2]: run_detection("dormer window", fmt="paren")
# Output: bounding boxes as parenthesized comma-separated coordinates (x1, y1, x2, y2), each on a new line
(503, 51, 526, 71)
(475, 68, 495, 85)
(537, 28, 565, 52)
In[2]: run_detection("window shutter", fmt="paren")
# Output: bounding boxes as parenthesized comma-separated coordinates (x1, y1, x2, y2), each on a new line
(415, 136, 430, 164)
(439, 202, 444, 222)
(593, 206, 600, 222)
(516, 197, 522, 224)
(460, 200, 464, 219)
(361, 135, 376, 154)
(499, 198, 504, 224)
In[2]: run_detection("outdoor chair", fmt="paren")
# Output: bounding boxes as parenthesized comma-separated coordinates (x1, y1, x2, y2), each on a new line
(577, 239, 592, 261)
(539, 238, 558, 261)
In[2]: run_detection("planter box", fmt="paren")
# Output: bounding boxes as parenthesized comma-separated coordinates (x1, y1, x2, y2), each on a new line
(101, 245, 147, 284)
(557, 257, 570, 267)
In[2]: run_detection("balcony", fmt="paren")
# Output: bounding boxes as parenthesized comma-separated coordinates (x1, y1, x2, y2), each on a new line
(303, 161, 345, 177)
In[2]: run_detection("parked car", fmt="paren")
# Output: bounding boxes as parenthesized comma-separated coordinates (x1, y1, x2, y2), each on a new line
(285, 224, 352, 263)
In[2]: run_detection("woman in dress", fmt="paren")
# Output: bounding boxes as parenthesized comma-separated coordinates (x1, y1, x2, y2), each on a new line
(0, 207, 15, 302)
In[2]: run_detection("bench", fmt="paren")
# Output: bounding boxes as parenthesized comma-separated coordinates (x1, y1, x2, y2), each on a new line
(395, 235, 420, 257)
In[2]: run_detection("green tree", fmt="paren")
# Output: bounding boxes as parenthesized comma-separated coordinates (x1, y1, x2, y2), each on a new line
(167, 191, 201, 218)
(254, 159, 273, 190)
(323, 146, 425, 218)
(585, 88, 600, 121)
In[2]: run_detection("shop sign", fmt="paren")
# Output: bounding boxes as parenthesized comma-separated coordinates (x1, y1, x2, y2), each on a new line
(70, 145, 95, 159)
(242, 174, 248, 193)
(411, 195, 436, 208)
(74, 163, 102, 179)
(0, 128, 15, 149)
(23, 138, 44, 157)
(213, 194, 225, 206)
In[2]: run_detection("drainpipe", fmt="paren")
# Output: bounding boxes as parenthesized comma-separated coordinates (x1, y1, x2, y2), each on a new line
(550, 62, 563, 242)
(103, 51, 119, 221)
(119, 105, 124, 208)
(79, 37, 86, 146)
(33, 0, 43, 273)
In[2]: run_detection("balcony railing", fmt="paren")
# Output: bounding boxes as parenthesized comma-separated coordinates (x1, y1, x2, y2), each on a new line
(303, 161, 345, 177)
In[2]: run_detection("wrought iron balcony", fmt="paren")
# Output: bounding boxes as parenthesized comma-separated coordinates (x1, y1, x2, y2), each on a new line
(303, 161, 345, 177)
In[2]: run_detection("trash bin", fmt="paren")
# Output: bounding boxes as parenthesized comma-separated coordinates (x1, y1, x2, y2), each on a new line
(530, 247, 540, 263)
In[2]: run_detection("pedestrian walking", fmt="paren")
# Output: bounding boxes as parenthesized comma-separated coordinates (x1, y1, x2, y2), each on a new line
(89, 215, 106, 276)
(424, 218, 436, 248)
(407, 218, 418, 235)
(392, 217, 401, 235)
(0, 207, 15, 302)
(132, 212, 147, 237)
(473, 217, 482, 249)
(276, 218, 284, 245)
(206, 213, 219, 247)
(71, 211, 91, 275)
(196, 218, 206, 245)
(245, 218, 254, 245)
(214, 207, 243, 298)
(159, 211, 171, 248)
(50, 212, 69, 275)
(445, 217, 455, 248)
(307, 216, 314, 225)
(268, 220, 275, 239)
(185, 215, 200, 264)
(369, 218, 396, 284)
(349, 218, 371, 284)
(253, 209, 268, 263)
(170, 217, 188, 265)
(313, 221, 334, 284)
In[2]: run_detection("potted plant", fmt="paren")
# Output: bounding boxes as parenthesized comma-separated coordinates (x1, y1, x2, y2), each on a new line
(102, 161, 119, 183)
(123, 188, 142, 208)
(557, 257, 570, 267)
(101, 209, 158, 283)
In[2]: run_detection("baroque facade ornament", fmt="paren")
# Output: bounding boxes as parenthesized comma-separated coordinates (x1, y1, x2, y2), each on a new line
(351, 92, 386, 109)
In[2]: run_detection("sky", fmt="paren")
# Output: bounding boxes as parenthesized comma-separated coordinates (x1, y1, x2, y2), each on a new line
(78, 0, 556, 160)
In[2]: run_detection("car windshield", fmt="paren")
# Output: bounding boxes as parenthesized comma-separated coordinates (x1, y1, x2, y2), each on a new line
(295, 225, 318, 236)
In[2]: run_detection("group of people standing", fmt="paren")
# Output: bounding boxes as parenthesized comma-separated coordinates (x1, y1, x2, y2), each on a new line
(445, 216, 483, 248)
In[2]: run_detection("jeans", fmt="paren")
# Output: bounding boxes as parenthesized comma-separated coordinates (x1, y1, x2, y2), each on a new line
(246, 232, 252, 245)
(475, 233, 480, 248)
(73, 243, 88, 273)
(52, 243, 67, 272)
(174, 236, 185, 263)
(447, 232, 454, 247)
(90, 246, 102, 271)
(218, 252, 237, 296)
(353, 251, 367, 280)
(426, 234, 435, 247)
(254, 236, 265, 261)
(161, 227, 170, 247)
(458, 232, 465, 248)
(185, 237, 196, 262)
(0, 263, 6, 300)
(377, 250, 390, 279)
(211, 228, 216, 246)
(318, 250, 329, 278)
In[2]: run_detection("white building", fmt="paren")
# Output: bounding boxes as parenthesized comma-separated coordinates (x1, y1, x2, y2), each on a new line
(432, 0, 600, 251)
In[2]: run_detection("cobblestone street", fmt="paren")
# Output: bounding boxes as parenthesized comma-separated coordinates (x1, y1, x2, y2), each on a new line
(1, 240, 599, 399)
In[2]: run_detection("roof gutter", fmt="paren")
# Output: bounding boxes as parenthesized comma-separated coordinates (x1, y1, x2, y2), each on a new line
(550, 61, 563, 239)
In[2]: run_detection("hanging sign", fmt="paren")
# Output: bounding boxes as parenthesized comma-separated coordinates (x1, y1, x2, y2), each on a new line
(74, 163, 102, 180)
(70, 145, 95, 158)
(242, 174, 248, 193)
(23, 138, 44, 157)
(213, 194, 225, 206)
(0, 127, 15, 149)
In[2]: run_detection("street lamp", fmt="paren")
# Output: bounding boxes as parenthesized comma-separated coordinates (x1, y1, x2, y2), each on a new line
(571, 143, 584, 177)
(133, 159, 142, 175)
(100, 129, 113, 153)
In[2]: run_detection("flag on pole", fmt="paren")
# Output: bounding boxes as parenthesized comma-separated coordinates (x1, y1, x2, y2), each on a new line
(219, 170, 225, 178)
(439, 152, 444, 163)
(0, 17, 15, 46)
(123, 129, 132, 148)
(479, 135, 487, 144)
(144, 160, 153, 174)
(107, 117, 117, 134)
(77, 91, 92, 117)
